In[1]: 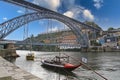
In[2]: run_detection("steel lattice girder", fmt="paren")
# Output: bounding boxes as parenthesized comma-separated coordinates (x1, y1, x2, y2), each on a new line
(0, 12, 88, 47)
(1, 0, 101, 47)
(4, 0, 101, 31)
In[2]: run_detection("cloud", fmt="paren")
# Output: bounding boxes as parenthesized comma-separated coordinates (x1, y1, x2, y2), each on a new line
(32, 0, 60, 11)
(32, 0, 83, 19)
(32, 0, 95, 21)
(17, 10, 24, 14)
(61, 0, 75, 9)
(48, 27, 59, 32)
(63, 7, 83, 19)
(62, 0, 80, 18)
(83, 9, 94, 21)
(62, 0, 94, 21)
(93, 0, 103, 9)
(62, 0, 84, 19)
(63, 11, 74, 18)
(3, 17, 8, 21)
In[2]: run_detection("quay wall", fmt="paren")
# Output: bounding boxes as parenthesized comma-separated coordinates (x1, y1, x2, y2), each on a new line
(0, 49, 18, 58)
(81, 46, 120, 52)
(0, 56, 41, 80)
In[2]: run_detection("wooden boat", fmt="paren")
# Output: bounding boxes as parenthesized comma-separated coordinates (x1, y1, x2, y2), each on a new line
(41, 56, 82, 71)
(26, 53, 34, 60)
(26, 35, 35, 60)
(41, 26, 82, 71)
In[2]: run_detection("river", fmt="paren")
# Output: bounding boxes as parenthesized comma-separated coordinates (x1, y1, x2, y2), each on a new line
(12, 50, 120, 80)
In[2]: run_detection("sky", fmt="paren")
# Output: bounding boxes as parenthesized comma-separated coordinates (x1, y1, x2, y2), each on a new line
(0, 0, 120, 40)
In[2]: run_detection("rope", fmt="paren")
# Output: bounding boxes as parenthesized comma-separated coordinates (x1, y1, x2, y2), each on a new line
(62, 53, 108, 80)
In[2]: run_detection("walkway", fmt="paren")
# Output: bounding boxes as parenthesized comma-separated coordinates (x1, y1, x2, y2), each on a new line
(0, 57, 41, 80)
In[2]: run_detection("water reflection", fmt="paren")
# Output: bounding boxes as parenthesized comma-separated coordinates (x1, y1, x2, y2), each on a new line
(42, 66, 77, 80)
(11, 50, 120, 80)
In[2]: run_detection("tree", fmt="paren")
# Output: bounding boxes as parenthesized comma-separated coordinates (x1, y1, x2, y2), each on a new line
(84, 21, 102, 30)
(84, 21, 102, 38)
(108, 27, 114, 31)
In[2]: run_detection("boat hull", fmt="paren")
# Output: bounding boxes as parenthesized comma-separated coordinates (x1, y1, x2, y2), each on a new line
(41, 60, 81, 71)
(26, 53, 34, 60)
(26, 56, 34, 60)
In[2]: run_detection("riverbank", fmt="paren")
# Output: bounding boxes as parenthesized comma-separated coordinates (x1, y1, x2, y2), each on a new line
(0, 56, 41, 80)
(0, 49, 19, 58)
(14, 50, 120, 80)
(81, 46, 120, 52)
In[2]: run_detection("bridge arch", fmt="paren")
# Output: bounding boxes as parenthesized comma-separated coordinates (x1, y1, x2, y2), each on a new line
(0, 12, 89, 47)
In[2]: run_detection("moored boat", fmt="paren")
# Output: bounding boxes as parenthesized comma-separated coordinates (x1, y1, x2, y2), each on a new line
(41, 56, 82, 71)
(26, 53, 34, 60)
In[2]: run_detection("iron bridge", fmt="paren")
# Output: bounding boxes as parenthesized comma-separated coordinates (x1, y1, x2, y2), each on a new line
(0, 0, 101, 47)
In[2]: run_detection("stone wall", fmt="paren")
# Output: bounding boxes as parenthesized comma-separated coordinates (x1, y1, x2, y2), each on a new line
(0, 49, 18, 58)
(0, 57, 41, 80)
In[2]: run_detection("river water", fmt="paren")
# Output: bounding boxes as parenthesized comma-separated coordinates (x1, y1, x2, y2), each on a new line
(13, 50, 120, 80)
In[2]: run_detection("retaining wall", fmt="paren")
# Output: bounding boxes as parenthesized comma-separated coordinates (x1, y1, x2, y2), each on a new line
(0, 57, 41, 80)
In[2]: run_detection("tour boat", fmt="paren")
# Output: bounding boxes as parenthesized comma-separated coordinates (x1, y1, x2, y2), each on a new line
(26, 36, 34, 60)
(26, 52, 34, 60)
(41, 55, 82, 71)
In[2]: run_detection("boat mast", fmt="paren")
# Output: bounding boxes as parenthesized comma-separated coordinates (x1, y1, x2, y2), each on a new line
(24, 8, 32, 52)
(23, 7, 29, 50)
(23, 8, 28, 41)
(29, 35, 33, 52)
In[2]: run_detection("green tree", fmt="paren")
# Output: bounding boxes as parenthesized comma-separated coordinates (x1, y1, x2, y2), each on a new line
(108, 27, 114, 31)
(30, 34, 34, 41)
(84, 21, 102, 38)
(84, 21, 102, 30)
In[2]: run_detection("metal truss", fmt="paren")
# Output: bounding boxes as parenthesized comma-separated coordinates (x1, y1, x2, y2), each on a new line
(3, 0, 101, 31)
(0, 12, 86, 46)
(1, 0, 101, 47)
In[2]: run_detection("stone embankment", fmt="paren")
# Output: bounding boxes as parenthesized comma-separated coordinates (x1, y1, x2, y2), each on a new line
(0, 49, 19, 58)
(81, 46, 120, 52)
(0, 56, 41, 80)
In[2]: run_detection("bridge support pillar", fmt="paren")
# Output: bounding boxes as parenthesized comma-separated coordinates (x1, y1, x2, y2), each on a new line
(81, 47, 89, 52)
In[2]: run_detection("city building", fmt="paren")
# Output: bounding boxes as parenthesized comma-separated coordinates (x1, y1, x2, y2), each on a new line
(100, 30, 120, 49)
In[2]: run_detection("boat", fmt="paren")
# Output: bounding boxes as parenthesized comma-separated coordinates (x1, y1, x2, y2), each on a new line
(41, 23, 82, 71)
(26, 34, 35, 60)
(26, 52, 34, 60)
(41, 55, 82, 71)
